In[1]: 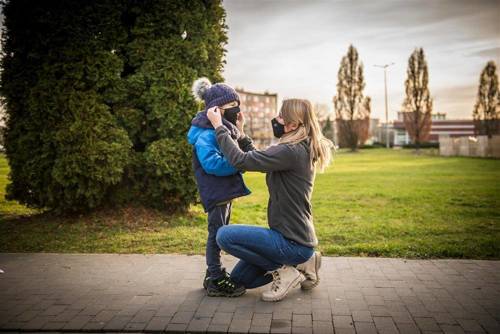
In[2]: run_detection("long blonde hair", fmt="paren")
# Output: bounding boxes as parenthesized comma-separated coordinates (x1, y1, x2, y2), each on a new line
(278, 99, 335, 172)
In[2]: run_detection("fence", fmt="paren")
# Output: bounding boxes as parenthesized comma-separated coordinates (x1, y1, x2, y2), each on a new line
(439, 135, 500, 158)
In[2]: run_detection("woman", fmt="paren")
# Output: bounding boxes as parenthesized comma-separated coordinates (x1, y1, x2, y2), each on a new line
(206, 98, 334, 302)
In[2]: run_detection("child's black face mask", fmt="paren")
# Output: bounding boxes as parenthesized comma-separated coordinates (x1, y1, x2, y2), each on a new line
(223, 106, 240, 125)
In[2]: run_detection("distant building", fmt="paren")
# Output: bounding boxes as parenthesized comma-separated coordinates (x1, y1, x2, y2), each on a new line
(376, 122, 396, 147)
(367, 118, 380, 144)
(236, 88, 277, 148)
(392, 112, 475, 146)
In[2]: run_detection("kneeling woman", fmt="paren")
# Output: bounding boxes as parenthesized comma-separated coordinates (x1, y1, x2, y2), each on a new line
(206, 98, 334, 302)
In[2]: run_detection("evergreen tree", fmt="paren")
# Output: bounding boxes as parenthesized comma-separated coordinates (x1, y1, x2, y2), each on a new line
(322, 116, 334, 141)
(110, 1, 227, 211)
(473, 61, 500, 138)
(402, 48, 432, 153)
(333, 45, 371, 151)
(0, 0, 228, 213)
(1, 0, 132, 212)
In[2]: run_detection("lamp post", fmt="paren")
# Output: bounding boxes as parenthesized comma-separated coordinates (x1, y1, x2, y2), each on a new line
(374, 63, 394, 148)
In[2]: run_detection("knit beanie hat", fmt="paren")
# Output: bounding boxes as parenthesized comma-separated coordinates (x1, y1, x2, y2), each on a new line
(191, 77, 240, 111)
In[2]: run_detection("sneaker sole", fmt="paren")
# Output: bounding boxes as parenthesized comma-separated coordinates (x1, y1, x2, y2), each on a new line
(262, 274, 305, 302)
(206, 289, 246, 298)
(301, 252, 321, 290)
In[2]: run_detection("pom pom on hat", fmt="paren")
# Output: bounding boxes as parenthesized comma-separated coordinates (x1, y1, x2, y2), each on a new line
(192, 77, 211, 102)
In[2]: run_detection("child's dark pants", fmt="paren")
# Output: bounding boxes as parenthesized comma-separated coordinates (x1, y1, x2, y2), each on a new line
(206, 201, 232, 280)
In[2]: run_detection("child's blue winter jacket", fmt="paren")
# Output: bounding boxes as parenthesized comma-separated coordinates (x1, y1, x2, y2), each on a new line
(187, 111, 251, 212)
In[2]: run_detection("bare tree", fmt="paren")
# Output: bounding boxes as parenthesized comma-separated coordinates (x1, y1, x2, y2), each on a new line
(402, 48, 432, 154)
(334, 45, 371, 151)
(473, 61, 500, 138)
(314, 103, 331, 122)
(314, 103, 332, 133)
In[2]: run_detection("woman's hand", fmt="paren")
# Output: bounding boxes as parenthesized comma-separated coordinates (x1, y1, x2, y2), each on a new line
(207, 106, 223, 129)
(236, 112, 245, 137)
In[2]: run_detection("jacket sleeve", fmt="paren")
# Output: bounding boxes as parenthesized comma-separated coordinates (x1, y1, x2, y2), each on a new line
(215, 125, 295, 172)
(195, 130, 239, 176)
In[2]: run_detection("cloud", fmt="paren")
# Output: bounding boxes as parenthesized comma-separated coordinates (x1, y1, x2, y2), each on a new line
(432, 85, 478, 119)
(222, 0, 500, 120)
(468, 46, 500, 60)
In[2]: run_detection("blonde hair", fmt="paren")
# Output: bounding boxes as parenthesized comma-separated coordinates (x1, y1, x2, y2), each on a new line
(278, 99, 335, 172)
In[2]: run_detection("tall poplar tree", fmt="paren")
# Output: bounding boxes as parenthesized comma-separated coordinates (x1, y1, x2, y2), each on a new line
(473, 61, 499, 138)
(402, 48, 432, 153)
(334, 45, 371, 151)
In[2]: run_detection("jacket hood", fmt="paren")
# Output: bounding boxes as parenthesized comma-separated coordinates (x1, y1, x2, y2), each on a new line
(191, 111, 213, 129)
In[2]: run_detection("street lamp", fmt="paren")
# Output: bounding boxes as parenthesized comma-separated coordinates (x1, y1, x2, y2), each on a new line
(374, 63, 394, 148)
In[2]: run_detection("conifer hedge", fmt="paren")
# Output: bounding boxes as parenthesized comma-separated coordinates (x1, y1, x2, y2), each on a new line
(0, 0, 227, 213)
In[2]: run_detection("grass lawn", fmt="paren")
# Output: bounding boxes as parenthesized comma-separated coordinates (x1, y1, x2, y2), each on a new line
(1, 148, 499, 258)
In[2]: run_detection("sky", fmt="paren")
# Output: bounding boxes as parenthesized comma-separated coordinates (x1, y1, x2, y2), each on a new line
(0, 1, 497, 122)
(222, 0, 500, 121)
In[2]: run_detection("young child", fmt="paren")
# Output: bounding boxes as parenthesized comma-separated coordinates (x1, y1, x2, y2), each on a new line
(187, 77, 254, 297)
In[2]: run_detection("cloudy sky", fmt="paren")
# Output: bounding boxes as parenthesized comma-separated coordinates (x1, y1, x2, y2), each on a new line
(222, 0, 500, 121)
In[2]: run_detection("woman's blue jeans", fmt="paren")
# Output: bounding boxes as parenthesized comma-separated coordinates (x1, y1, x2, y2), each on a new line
(215, 224, 314, 289)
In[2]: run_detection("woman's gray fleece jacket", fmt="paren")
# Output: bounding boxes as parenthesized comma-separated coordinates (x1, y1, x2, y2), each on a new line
(215, 125, 318, 248)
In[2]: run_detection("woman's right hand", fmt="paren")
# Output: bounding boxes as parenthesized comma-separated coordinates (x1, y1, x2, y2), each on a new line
(207, 106, 223, 129)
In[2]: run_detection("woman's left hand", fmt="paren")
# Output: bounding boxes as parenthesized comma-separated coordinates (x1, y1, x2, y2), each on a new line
(207, 106, 223, 129)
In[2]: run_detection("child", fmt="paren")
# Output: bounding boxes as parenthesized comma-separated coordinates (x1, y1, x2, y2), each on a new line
(187, 77, 254, 297)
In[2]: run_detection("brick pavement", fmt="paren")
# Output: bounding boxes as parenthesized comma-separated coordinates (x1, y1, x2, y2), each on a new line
(0, 253, 499, 333)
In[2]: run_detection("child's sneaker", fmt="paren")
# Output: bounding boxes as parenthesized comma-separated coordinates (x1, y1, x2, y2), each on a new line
(203, 269, 210, 290)
(206, 275, 246, 297)
(203, 267, 230, 290)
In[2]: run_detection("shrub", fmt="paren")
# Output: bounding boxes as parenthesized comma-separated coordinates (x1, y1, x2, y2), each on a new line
(402, 142, 439, 149)
(0, 0, 227, 213)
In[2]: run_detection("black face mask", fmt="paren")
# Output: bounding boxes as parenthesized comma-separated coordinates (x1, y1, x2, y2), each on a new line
(223, 106, 240, 125)
(271, 117, 285, 138)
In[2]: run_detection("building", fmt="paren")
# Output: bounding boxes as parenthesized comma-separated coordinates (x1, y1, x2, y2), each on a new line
(376, 121, 396, 147)
(236, 88, 278, 148)
(367, 118, 380, 144)
(392, 112, 475, 146)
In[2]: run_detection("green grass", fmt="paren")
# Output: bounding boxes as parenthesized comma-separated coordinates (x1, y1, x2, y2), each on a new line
(1, 149, 499, 258)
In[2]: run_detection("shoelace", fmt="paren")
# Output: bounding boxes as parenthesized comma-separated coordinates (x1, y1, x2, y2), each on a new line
(270, 270, 282, 292)
(217, 277, 236, 291)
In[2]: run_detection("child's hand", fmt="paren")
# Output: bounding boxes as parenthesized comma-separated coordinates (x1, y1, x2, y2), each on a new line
(207, 106, 223, 128)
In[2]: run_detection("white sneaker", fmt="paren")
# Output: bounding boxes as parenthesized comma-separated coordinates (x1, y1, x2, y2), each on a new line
(261, 266, 305, 302)
(296, 251, 322, 290)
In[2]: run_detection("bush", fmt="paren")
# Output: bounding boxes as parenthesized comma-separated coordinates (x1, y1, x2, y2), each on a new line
(402, 142, 439, 149)
(359, 142, 387, 149)
(0, 0, 227, 213)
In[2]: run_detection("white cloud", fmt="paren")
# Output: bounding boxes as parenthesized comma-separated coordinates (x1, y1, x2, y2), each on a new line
(222, 0, 500, 120)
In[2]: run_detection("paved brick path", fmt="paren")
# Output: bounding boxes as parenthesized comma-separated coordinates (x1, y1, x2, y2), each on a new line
(0, 253, 499, 333)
